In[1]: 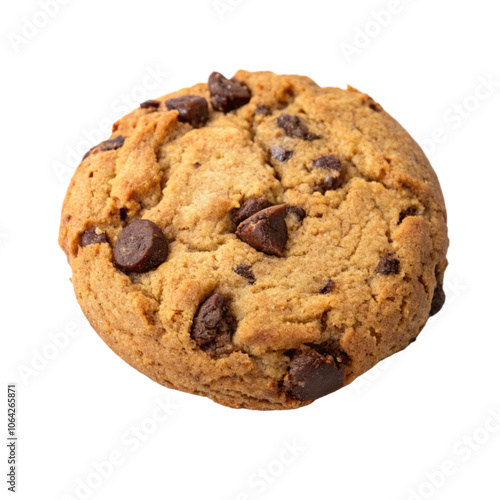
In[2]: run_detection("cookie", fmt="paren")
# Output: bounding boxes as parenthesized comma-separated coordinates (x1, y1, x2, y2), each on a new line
(59, 70, 448, 410)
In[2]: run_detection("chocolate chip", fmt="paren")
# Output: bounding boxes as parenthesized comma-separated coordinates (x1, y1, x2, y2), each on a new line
(113, 220, 168, 273)
(313, 176, 337, 194)
(208, 72, 251, 113)
(191, 293, 235, 356)
(277, 114, 319, 141)
(312, 156, 342, 193)
(165, 95, 209, 128)
(368, 99, 383, 112)
(270, 146, 294, 162)
(286, 206, 306, 222)
(376, 252, 400, 275)
(309, 342, 350, 366)
(83, 136, 126, 160)
(320, 280, 335, 294)
(429, 282, 446, 316)
(236, 204, 288, 257)
(80, 227, 107, 247)
(82, 135, 125, 161)
(256, 105, 270, 116)
(119, 208, 128, 221)
(398, 206, 418, 224)
(234, 264, 256, 284)
(192, 294, 225, 343)
(233, 197, 272, 225)
(313, 155, 342, 173)
(140, 99, 160, 109)
(193, 162, 201, 168)
(284, 351, 345, 401)
(99, 136, 125, 152)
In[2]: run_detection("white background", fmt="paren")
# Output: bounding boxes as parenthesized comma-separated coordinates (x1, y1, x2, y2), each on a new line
(2, 1, 499, 499)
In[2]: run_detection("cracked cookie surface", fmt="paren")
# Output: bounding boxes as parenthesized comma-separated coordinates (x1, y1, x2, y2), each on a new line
(59, 71, 448, 410)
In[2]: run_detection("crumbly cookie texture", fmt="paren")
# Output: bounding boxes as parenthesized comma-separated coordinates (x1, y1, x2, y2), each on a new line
(59, 71, 448, 410)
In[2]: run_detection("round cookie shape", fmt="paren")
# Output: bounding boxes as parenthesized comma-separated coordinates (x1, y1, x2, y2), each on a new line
(59, 71, 448, 410)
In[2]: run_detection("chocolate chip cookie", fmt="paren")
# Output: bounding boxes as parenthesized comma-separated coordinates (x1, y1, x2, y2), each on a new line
(59, 71, 448, 410)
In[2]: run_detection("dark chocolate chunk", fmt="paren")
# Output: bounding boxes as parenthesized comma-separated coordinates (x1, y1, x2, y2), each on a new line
(312, 155, 342, 193)
(113, 220, 168, 273)
(429, 282, 446, 316)
(376, 252, 400, 275)
(99, 136, 125, 152)
(236, 204, 288, 257)
(80, 226, 107, 247)
(286, 206, 306, 222)
(140, 99, 160, 109)
(256, 105, 270, 116)
(313, 155, 342, 173)
(270, 146, 294, 162)
(277, 114, 319, 141)
(284, 351, 345, 401)
(234, 264, 256, 284)
(191, 293, 235, 356)
(208, 72, 251, 113)
(313, 176, 337, 194)
(233, 197, 272, 225)
(310, 342, 350, 366)
(83, 135, 126, 160)
(320, 280, 335, 294)
(165, 95, 209, 128)
(191, 293, 225, 344)
(368, 99, 383, 112)
(398, 206, 418, 224)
